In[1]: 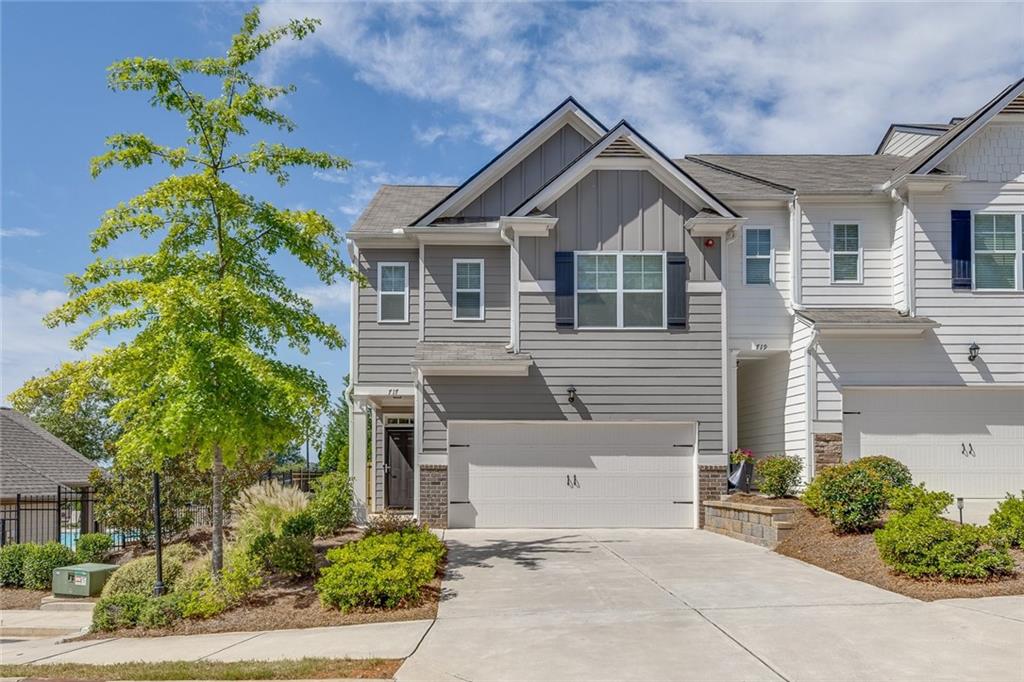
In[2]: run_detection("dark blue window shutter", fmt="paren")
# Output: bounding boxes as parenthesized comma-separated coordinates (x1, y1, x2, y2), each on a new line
(951, 210, 972, 290)
(667, 252, 688, 328)
(555, 251, 575, 328)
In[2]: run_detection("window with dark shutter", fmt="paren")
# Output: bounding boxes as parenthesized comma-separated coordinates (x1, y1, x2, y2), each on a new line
(554, 251, 574, 327)
(666, 252, 688, 328)
(951, 210, 972, 290)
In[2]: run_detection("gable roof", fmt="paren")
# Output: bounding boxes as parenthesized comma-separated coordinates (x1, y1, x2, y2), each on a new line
(350, 185, 456, 236)
(0, 408, 98, 497)
(689, 154, 905, 195)
(676, 158, 793, 199)
(513, 120, 739, 218)
(874, 123, 953, 155)
(889, 77, 1024, 182)
(414, 97, 607, 226)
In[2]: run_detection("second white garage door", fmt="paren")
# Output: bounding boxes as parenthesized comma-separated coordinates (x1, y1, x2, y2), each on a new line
(447, 421, 697, 529)
(843, 389, 1024, 499)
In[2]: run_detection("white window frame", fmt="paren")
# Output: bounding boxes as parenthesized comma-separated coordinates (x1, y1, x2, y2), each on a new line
(377, 262, 409, 324)
(452, 258, 485, 321)
(830, 221, 863, 285)
(743, 225, 774, 286)
(971, 212, 1022, 292)
(574, 251, 667, 330)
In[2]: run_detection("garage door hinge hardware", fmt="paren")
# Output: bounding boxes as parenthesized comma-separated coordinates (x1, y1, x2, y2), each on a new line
(449, 444, 470, 448)
(843, 411, 861, 415)
(672, 501, 693, 505)
(673, 444, 694, 448)
(449, 500, 471, 505)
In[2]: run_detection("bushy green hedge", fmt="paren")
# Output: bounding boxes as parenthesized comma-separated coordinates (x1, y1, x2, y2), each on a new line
(308, 472, 354, 536)
(755, 455, 803, 498)
(247, 510, 316, 577)
(22, 542, 77, 590)
(853, 456, 912, 490)
(0, 544, 31, 587)
(316, 528, 445, 611)
(874, 510, 1013, 580)
(887, 484, 953, 516)
(803, 463, 888, 533)
(101, 544, 196, 598)
(76, 533, 115, 564)
(989, 493, 1024, 548)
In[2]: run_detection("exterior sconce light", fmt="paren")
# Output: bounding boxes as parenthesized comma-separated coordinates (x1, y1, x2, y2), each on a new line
(956, 497, 964, 525)
(968, 342, 981, 363)
(703, 238, 716, 248)
(567, 386, 577, 403)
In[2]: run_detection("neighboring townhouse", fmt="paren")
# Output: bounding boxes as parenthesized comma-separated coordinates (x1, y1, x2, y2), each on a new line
(346, 79, 1024, 529)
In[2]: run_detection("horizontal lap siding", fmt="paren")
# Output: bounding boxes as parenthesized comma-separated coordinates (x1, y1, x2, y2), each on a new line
(800, 201, 892, 307)
(421, 291, 724, 460)
(357, 249, 419, 385)
(882, 131, 939, 157)
(737, 352, 788, 456)
(727, 204, 792, 341)
(423, 245, 510, 342)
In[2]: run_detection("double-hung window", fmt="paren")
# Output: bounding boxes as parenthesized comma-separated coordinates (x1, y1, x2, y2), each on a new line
(831, 222, 862, 284)
(973, 214, 1018, 290)
(576, 252, 665, 328)
(744, 227, 773, 285)
(377, 263, 409, 323)
(453, 259, 484, 320)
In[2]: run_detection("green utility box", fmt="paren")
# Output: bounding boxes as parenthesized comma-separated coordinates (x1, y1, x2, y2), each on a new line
(52, 563, 118, 598)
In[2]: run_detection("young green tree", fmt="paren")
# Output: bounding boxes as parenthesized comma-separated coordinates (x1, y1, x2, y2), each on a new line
(45, 8, 353, 573)
(319, 395, 349, 475)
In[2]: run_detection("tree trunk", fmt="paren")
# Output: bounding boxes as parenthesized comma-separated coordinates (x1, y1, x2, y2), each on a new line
(211, 444, 225, 575)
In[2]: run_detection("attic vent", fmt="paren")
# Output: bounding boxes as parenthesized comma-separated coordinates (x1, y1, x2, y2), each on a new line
(1002, 92, 1024, 115)
(599, 138, 645, 158)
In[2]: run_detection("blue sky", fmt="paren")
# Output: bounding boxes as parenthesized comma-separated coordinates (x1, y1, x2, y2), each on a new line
(2, 1, 1022, 406)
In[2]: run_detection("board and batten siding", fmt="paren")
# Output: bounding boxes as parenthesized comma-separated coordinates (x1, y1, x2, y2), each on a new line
(799, 200, 893, 307)
(422, 245, 510, 342)
(356, 248, 419, 385)
(736, 353, 788, 456)
(456, 124, 590, 219)
(519, 169, 719, 282)
(725, 203, 791, 342)
(421, 291, 724, 462)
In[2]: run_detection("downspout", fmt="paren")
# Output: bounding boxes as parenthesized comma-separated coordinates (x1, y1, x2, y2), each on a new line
(499, 223, 519, 352)
(891, 189, 912, 316)
(804, 325, 820, 480)
(789, 195, 804, 310)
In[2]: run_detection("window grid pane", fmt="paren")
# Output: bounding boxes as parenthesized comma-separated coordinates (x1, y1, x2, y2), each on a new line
(746, 258, 771, 285)
(455, 291, 481, 318)
(974, 214, 1018, 289)
(578, 292, 617, 327)
(623, 254, 663, 290)
(380, 265, 406, 293)
(380, 292, 405, 321)
(456, 262, 481, 290)
(577, 254, 618, 291)
(833, 253, 860, 282)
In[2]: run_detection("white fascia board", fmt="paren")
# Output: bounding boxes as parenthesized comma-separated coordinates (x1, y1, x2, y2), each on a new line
(891, 175, 966, 193)
(416, 103, 605, 226)
(347, 233, 418, 248)
(353, 384, 416, 399)
(399, 224, 505, 245)
(685, 215, 746, 237)
(498, 215, 558, 237)
(413, 361, 533, 377)
(512, 123, 737, 219)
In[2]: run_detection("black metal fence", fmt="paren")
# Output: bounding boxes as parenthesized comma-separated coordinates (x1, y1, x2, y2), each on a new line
(0, 470, 320, 550)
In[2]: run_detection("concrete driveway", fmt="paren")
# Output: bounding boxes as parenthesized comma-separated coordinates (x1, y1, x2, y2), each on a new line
(398, 529, 1023, 682)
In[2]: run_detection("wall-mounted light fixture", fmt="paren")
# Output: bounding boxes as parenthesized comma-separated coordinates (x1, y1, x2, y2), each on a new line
(968, 342, 981, 363)
(703, 238, 716, 249)
(567, 386, 577, 403)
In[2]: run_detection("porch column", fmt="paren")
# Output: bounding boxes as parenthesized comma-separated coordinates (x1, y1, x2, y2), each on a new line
(349, 399, 369, 523)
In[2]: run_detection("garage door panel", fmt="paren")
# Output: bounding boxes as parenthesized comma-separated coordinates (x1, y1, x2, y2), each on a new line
(448, 421, 695, 528)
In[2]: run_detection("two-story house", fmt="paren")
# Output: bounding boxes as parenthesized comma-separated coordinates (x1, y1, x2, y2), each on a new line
(346, 78, 1024, 529)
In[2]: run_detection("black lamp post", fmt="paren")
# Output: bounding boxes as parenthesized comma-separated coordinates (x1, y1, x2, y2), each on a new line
(152, 471, 165, 596)
(956, 497, 964, 525)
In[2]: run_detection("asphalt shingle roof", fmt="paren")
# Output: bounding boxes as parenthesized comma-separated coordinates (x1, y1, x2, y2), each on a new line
(673, 158, 792, 198)
(796, 308, 938, 327)
(412, 342, 532, 365)
(349, 185, 456, 235)
(688, 155, 905, 194)
(0, 408, 98, 498)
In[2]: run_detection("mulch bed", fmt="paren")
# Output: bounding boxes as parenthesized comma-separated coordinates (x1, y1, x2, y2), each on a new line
(0, 587, 49, 610)
(775, 505, 1024, 601)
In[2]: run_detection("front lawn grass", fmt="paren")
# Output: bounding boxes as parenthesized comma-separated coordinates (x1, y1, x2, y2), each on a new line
(0, 657, 401, 680)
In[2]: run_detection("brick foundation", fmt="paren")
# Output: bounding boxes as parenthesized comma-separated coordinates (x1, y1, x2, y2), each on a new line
(703, 499, 796, 548)
(813, 432, 843, 473)
(419, 464, 448, 529)
(698, 465, 728, 528)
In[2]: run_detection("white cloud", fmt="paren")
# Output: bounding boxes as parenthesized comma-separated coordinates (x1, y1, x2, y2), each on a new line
(0, 289, 87, 400)
(258, 1, 1022, 155)
(313, 159, 458, 220)
(297, 283, 351, 309)
(0, 227, 43, 238)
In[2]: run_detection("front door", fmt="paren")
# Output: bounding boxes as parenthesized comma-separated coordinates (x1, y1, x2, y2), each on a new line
(385, 427, 414, 509)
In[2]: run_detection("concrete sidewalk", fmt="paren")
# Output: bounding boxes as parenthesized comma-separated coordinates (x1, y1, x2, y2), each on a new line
(0, 620, 432, 666)
(0, 609, 92, 638)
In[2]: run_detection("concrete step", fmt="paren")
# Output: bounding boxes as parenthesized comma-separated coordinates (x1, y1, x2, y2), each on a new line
(0, 609, 92, 639)
(40, 596, 97, 612)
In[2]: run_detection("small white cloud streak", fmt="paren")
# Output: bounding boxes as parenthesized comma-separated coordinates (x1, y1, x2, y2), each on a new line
(1, 227, 43, 238)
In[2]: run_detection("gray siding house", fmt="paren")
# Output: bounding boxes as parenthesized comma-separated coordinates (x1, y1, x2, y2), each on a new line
(348, 82, 1024, 528)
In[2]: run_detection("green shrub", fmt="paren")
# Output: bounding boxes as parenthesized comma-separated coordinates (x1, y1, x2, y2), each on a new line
(364, 511, 419, 537)
(22, 542, 77, 590)
(101, 544, 196, 597)
(267, 534, 316, 577)
(76, 533, 115, 564)
(221, 545, 264, 601)
(92, 593, 149, 631)
(887, 484, 954, 516)
(801, 466, 840, 516)
(281, 510, 316, 538)
(814, 464, 887, 533)
(316, 528, 445, 611)
(308, 472, 354, 536)
(853, 456, 912, 490)
(989, 493, 1024, 548)
(0, 543, 31, 587)
(875, 510, 1014, 580)
(137, 594, 183, 628)
(248, 531, 276, 564)
(176, 571, 229, 620)
(755, 455, 803, 498)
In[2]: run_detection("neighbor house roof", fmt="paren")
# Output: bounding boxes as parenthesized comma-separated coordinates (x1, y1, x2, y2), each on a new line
(0, 408, 98, 498)
(350, 185, 456, 235)
(688, 154, 905, 195)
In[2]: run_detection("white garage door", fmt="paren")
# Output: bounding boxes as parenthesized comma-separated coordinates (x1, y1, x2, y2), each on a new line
(447, 421, 696, 528)
(843, 389, 1024, 499)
